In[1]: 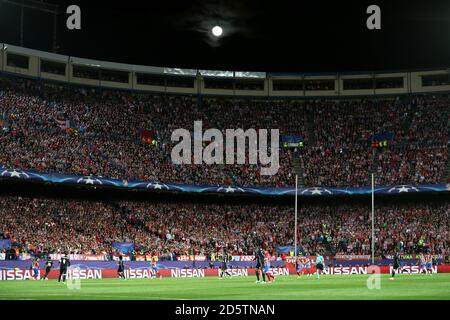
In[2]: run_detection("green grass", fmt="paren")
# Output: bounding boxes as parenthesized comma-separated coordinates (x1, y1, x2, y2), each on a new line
(0, 274, 449, 300)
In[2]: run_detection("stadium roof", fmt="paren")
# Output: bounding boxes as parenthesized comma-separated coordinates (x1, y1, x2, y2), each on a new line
(1, 0, 450, 72)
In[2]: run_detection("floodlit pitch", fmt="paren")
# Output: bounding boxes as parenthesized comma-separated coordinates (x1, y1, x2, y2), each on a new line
(0, 274, 449, 300)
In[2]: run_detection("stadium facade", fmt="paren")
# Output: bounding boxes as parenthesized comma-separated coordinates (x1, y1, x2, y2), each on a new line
(2, 43, 450, 98)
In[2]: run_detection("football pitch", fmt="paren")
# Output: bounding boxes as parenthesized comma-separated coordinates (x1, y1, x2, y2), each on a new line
(0, 274, 449, 300)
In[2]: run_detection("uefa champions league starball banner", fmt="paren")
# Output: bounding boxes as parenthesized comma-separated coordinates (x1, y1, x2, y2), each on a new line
(0, 164, 449, 197)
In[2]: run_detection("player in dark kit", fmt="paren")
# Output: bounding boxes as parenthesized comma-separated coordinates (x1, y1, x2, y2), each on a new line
(390, 252, 401, 280)
(117, 255, 125, 279)
(41, 257, 53, 280)
(58, 253, 70, 283)
(220, 254, 232, 278)
(255, 247, 266, 284)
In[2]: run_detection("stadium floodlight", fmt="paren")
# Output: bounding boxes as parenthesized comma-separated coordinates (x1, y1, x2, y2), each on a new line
(212, 26, 223, 37)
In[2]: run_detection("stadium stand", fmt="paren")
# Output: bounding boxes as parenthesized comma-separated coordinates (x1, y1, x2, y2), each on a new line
(0, 195, 448, 258)
(0, 72, 448, 262)
(0, 75, 448, 188)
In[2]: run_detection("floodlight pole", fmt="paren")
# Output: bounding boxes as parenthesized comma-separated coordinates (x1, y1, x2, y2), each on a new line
(371, 173, 375, 264)
(294, 174, 298, 258)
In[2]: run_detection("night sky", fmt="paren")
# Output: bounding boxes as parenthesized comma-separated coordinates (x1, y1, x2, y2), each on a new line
(1, 0, 450, 72)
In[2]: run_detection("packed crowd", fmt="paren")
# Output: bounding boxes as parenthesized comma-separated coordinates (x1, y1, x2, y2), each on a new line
(0, 76, 448, 188)
(299, 96, 449, 186)
(0, 196, 448, 258)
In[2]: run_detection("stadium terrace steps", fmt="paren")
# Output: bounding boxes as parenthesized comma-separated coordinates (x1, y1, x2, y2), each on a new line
(442, 148, 450, 183)
(398, 108, 415, 148)
(370, 151, 380, 177)
(445, 115, 450, 183)
(292, 153, 305, 186)
(306, 109, 316, 146)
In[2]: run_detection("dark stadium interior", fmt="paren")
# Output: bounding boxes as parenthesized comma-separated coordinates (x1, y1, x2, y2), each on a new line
(1, 0, 450, 71)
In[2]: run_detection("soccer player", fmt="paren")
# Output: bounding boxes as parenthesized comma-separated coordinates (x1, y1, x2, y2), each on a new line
(32, 258, 40, 280)
(426, 252, 433, 275)
(28, 258, 34, 278)
(264, 255, 275, 283)
(303, 256, 312, 277)
(117, 255, 125, 279)
(315, 253, 325, 279)
(41, 257, 53, 280)
(296, 256, 303, 278)
(419, 253, 427, 274)
(390, 252, 401, 280)
(58, 253, 70, 283)
(255, 247, 266, 284)
(151, 256, 162, 279)
(220, 255, 231, 278)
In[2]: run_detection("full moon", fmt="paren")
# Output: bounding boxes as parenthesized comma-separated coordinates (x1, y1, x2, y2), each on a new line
(211, 26, 223, 37)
